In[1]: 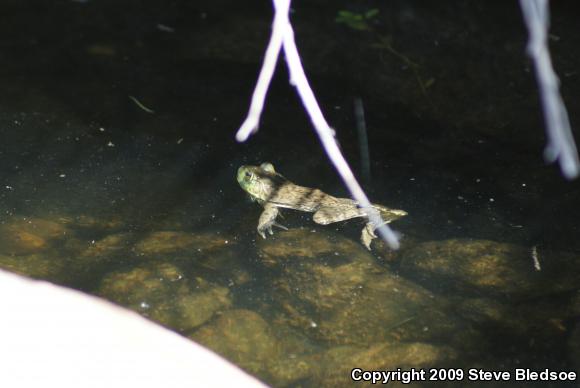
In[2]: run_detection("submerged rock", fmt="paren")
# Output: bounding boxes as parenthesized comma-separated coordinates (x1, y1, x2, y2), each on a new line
(132, 230, 250, 285)
(98, 262, 231, 331)
(190, 309, 282, 381)
(80, 233, 135, 262)
(257, 227, 388, 265)
(455, 297, 519, 328)
(399, 239, 580, 298)
(0, 217, 70, 256)
(76, 229, 249, 282)
(133, 231, 233, 257)
(0, 217, 79, 283)
(56, 214, 124, 231)
(258, 229, 478, 350)
(313, 342, 457, 387)
(0, 253, 69, 283)
(261, 340, 457, 387)
(276, 261, 478, 350)
(258, 228, 346, 260)
(456, 291, 580, 357)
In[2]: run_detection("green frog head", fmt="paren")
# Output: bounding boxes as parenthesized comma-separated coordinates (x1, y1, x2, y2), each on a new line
(237, 162, 285, 202)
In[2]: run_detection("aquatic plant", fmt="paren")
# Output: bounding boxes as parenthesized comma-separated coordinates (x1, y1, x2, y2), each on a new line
(335, 9, 379, 31)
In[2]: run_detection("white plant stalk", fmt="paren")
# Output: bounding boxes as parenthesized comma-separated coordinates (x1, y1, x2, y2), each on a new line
(235, 0, 400, 248)
(520, 0, 579, 179)
(236, 0, 290, 142)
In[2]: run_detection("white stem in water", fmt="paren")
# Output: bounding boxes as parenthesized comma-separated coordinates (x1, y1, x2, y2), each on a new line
(235, 0, 290, 142)
(519, 0, 579, 179)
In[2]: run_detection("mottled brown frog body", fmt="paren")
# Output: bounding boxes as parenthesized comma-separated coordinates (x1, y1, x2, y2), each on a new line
(237, 162, 407, 250)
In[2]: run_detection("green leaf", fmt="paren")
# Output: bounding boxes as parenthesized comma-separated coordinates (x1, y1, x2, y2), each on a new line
(337, 10, 352, 18)
(365, 9, 379, 19)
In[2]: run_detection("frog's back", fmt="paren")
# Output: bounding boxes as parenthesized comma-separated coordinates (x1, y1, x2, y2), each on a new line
(268, 184, 337, 212)
(237, 163, 343, 212)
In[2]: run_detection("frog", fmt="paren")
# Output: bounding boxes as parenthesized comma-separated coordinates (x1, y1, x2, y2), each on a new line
(237, 162, 407, 250)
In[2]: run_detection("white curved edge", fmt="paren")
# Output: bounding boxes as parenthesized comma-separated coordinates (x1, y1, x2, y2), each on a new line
(0, 269, 267, 388)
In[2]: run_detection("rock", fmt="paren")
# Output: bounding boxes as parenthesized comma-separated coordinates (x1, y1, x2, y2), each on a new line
(471, 295, 567, 329)
(399, 239, 580, 298)
(0, 217, 70, 255)
(0, 217, 76, 283)
(276, 261, 478, 349)
(131, 230, 249, 285)
(80, 233, 135, 262)
(190, 309, 281, 380)
(98, 262, 231, 331)
(259, 229, 477, 350)
(260, 330, 457, 387)
(454, 297, 518, 328)
(76, 229, 248, 290)
(258, 228, 344, 260)
(257, 227, 382, 263)
(191, 310, 323, 386)
(313, 342, 456, 387)
(0, 253, 68, 283)
(267, 356, 315, 386)
(133, 231, 233, 257)
(56, 214, 124, 231)
(0, 231, 47, 255)
(174, 286, 232, 330)
(265, 323, 320, 384)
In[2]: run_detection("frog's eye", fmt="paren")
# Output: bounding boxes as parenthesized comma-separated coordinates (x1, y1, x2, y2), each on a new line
(244, 171, 252, 179)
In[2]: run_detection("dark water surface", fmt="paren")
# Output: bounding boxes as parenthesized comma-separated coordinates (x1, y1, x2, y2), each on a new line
(0, 1, 579, 386)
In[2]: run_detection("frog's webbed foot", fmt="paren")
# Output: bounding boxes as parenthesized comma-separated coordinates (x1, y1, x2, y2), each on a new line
(361, 219, 392, 250)
(258, 222, 288, 238)
(361, 222, 378, 250)
(257, 204, 287, 239)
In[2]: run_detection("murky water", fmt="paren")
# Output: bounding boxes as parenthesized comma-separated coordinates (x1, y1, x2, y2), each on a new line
(1, 1, 579, 387)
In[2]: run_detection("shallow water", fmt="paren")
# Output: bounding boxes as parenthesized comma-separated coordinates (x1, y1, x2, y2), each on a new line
(1, 0, 579, 387)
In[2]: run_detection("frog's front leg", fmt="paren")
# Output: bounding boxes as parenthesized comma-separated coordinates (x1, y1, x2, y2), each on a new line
(257, 203, 288, 238)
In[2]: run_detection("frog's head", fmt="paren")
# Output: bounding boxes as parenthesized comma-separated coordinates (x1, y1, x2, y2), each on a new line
(237, 162, 281, 201)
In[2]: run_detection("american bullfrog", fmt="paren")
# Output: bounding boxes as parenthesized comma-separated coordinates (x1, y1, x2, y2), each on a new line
(237, 162, 407, 250)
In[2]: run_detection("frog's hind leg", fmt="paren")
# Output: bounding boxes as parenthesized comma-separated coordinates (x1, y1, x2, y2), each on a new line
(312, 207, 363, 225)
(257, 203, 288, 239)
(314, 207, 378, 250)
(314, 206, 400, 250)
(361, 222, 381, 250)
(359, 205, 407, 249)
